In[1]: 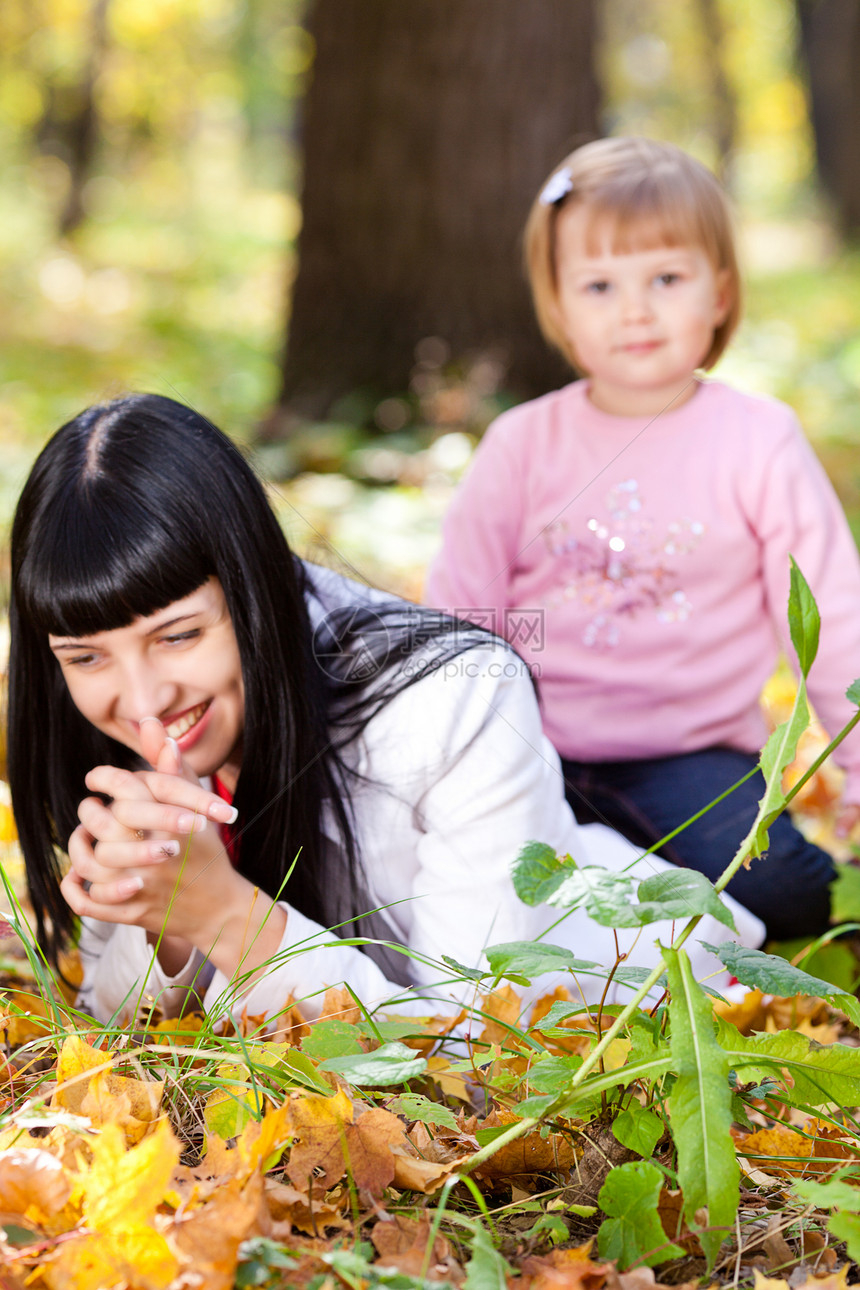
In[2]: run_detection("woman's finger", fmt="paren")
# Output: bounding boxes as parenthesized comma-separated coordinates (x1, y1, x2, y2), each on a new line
(86, 766, 236, 825)
(61, 867, 145, 917)
(105, 799, 213, 835)
(77, 795, 137, 843)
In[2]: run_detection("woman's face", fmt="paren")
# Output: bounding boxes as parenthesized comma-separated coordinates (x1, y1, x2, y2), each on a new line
(48, 577, 245, 789)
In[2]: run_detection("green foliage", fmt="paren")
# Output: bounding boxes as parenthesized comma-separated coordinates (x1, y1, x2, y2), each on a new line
(718, 1021, 860, 1106)
(597, 1161, 684, 1270)
(299, 1018, 364, 1062)
(319, 1042, 428, 1087)
(386, 1093, 459, 1132)
(612, 1103, 664, 1158)
(665, 947, 739, 1268)
(463, 1223, 511, 1290)
(235, 1237, 298, 1287)
(705, 940, 860, 1027)
(788, 555, 821, 676)
(510, 849, 734, 930)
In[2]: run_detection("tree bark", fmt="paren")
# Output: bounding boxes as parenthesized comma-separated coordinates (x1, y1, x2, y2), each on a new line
(274, 0, 600, 429)
(796, 0, 860, 235)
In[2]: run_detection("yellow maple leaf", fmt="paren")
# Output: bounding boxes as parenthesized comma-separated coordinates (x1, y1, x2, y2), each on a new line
(84, 1119, 179, 1230)
(45, 1223, 179, 1290)
(54, 1036, 114, 1115)
(54, 1036, 164, 1144)
(45, 1120, 181, 1290)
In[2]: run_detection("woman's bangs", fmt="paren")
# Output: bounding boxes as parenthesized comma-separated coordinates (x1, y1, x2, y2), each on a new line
(20, 492, 213, 638)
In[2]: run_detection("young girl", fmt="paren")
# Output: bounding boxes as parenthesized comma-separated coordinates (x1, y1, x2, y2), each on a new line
(9, 394, 760, 1027)
(427, 136, 860, 942)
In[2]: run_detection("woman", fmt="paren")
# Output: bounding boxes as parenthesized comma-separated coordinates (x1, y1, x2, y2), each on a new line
(8, 395, 762, 1026)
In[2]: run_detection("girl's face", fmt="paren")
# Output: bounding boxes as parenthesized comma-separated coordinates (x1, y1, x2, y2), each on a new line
(553, 203, 731, 417)
(48, 578, 245, 790)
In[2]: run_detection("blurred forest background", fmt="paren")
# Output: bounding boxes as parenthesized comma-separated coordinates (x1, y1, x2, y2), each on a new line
(1, 0, 860, 598)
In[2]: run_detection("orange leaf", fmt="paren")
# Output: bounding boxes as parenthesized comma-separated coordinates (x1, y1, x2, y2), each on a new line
(169, 1173, 264, 1290)
(519, 1242, 610, 1290)
(342, 1107, 404, 1196)
(0, 1148, 71, 1222)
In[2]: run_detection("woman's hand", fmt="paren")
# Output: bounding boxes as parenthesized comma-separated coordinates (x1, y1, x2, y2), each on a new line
(61, 718, 287, 986)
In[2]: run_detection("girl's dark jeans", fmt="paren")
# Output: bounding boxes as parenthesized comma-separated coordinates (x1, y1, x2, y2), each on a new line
(560, 747, 836, 942)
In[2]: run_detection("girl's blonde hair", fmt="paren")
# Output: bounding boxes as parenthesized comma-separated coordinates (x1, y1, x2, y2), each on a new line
(524, 136, 742, 371)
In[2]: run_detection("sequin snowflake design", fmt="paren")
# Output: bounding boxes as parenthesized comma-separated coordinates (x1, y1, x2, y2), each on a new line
(542, 479, 705, 648)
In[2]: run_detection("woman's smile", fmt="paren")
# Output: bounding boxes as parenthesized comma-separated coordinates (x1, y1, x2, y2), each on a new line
(49, 579, 245, 785)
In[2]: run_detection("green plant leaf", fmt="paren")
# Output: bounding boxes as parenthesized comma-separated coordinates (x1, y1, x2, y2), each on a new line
(387, 1092, 459, 1131)
(597, 1160, 684, 1269)
(485, 941, 599, 982)
(633, 870, 735, 930)
(441, 955, 486, 981)
(704, 941, 860, 1027)
(612, 1103, 664, 1158)
(463, 1222, 511, 1290)
(717, 1020, 860, 1105)
(788, 556, 820, 677)
(276, 1049, 338, 1096)
(753, 681, 810, 857)
(665, 945, 739, 1269)
(512, 842, 578, 906)
(319, 1041, 427, 1087)
(299, 1019, 364, 1063)
(847, 678, 860, 706)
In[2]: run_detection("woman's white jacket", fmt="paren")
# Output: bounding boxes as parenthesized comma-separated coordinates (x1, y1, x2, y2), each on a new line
(78, 565, 763, 1026)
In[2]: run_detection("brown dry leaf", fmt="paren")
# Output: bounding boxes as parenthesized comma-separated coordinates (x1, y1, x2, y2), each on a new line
(390, 1144, 470, 1194)
(265, 1179, 351, 1235)
(371, 1213, 462, 1283)
(608, 1272, 702, 1290)
(472, 1108, 578, 1180)
(519, 1242, 611, 1290)
(656, 1187, 702, 1256)
(479, 986, 528, 1048)
(763, 1213, 795, 1272)
(343, 1106, 405, 1196)
(0, 1148, 71, 1222)
(801, 1228, 837, 1271)
(285, 1087, 353, 1191)
(169, 1172, 264, 1290)
(317, 986, 363, 1026)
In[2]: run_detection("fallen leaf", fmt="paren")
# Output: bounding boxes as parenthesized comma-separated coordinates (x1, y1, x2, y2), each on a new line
(343, 1106, 404, 1195)
(472, 1108, 578, 1179)
(0, 1149, 71, 1222)
(169, 1173, 264, 1290)
(285, 1087, 353, 1191)
(371, 1213, 462, 1282)
(519, 1242, 611, 1290)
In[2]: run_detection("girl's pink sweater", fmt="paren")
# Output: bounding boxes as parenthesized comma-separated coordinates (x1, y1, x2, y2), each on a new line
(426, 379, 860, 801)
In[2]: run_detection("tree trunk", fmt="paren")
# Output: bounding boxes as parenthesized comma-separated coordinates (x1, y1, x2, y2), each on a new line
(274, 0, 600, 429)
(796, 0, 860, 235)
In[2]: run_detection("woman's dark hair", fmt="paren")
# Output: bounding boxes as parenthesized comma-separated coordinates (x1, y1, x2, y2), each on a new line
(9, 394, 491, 973)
